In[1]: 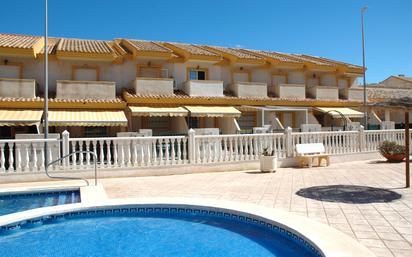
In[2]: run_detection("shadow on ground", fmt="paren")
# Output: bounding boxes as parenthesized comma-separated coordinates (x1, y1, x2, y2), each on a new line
(296, 185, 402, 204)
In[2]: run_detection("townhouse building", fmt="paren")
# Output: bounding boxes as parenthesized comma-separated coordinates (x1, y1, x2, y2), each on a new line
(0, 33, 370, 138)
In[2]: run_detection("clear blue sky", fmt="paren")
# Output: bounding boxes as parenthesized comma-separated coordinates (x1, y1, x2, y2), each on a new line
(1, 0, 411, 83)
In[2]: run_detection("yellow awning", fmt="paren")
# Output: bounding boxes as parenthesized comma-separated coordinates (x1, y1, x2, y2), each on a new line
(185, 106, 241, 117)
(0, 109, 43, 126)
(49, 110, 128, 127)
(129, 106, 188, 117)
(315, 107, 364, 119)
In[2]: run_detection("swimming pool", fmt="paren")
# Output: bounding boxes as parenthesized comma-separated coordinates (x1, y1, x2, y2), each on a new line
(0, 206, 320, 257)
(0, 190, 80, 216)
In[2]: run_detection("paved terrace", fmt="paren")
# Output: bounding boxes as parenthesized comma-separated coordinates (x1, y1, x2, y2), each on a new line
(101, 160, 412, 257)
(1, 160, 412, 257)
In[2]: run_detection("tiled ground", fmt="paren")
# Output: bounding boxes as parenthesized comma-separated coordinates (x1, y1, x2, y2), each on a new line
(101, 160, 412, 257)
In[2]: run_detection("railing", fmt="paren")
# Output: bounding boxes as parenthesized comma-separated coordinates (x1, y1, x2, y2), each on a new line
(0, 138, 60, 172)
(194, 133, 286, 163)
(291, 131, 359, 155)
(67, 135, 188, 169)
(0, 128, 410, 175)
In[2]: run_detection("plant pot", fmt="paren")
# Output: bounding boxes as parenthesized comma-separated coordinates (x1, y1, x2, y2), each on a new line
(260, 156, 277, 173)
(382, 153, 406, 163)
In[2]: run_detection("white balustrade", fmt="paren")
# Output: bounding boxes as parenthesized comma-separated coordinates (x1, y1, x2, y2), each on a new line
(194, 133, 286, 163)
(0, 129, 409, 174)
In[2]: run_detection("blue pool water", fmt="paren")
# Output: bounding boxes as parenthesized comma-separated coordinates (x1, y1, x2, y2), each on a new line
(0, 209, 320, 257)
(0, 190, 80, 216)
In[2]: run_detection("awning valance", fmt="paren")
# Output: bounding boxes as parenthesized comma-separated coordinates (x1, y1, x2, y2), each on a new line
(315, 107, 364, 119)
(185, 106, 241, 118)
(49, 110, 128, 127)
(129, 106, 188, 117)
(0, 109, 43, 126)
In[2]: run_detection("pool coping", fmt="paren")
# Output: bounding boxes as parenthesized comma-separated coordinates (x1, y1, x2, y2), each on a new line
(0, 197, 375, 257)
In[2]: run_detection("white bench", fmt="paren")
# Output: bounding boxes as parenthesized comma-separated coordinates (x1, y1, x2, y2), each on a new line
(295, 143, 330, 168)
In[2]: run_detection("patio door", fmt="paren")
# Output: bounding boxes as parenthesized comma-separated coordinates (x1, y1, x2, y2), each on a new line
(74, 68, 98, 81)
(0, 65, 20, 78)
(233, 72, 249, 82)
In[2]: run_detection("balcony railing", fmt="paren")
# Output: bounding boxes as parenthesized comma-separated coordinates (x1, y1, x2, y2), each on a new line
(339, 87, 365, 101)
(134, 77, 174, 96)
(184, 80, 224, 97)
(56, 80, 116, 100)
(0, 78, 36, 98)
(230, 81, 267, 98)
(307, 85, 339, 100)
(269, 83, 306, 99)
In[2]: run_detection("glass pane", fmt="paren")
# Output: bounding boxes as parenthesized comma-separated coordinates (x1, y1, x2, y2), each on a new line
(197, 71, 206, 80)
(189, 70, 198, 80)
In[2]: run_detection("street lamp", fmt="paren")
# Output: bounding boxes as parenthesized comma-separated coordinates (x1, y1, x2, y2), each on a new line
(44, 0, 49, 169)
(361, 6, 368, 129)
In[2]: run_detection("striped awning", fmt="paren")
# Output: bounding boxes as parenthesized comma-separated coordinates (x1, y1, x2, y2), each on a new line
(48, 110, 128, 127)
(185, 106, 241, 118)
(315, 107, 364, 119)
(0, 109, 43, 126)
(129, 106, 188, 117)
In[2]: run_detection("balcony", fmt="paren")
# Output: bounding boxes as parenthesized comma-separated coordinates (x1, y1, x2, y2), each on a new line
(230, 81, 267, 98)
(134, 77, 174, 96)
(56, 80, 116, 100)
(307, 85, 338, 100)
(269, 83, 305, 99)
(339, 87, 365, 101)
(0, 78, 36, 98)
(184, 80, 224, 97)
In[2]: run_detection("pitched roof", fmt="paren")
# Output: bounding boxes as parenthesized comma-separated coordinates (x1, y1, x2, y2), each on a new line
(165, 42, 219, 56)
(126, 40, 172, 53)
(57, 38, 114, 54)
(39, 37, 60, 54)
(207, 46, 264, 60)
(368, 87, 412, 100)
(0, 33, 41, 49)
(249, 50, 302, 63)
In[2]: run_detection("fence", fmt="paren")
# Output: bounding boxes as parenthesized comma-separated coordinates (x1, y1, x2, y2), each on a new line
(0, 128, 410, 173)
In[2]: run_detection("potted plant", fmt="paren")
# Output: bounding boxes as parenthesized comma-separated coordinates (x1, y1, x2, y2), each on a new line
(378, 141, 406, 163)
(260, 148, 277, 172)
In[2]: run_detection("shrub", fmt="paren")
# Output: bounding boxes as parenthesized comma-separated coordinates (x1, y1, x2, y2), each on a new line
(262, 148, 275, 156)
(378, 141, 406, 155)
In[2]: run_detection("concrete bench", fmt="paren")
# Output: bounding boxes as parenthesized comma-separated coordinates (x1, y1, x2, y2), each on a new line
(295, 143, 330, 168)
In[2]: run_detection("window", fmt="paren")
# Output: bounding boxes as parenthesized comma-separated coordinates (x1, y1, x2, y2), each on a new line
(189, 69, 206, 80)
(188, 117, 199, 129)
(237, 112, 256, 133)
(84, 127, 108, 137)
(148, 117, 170, 136)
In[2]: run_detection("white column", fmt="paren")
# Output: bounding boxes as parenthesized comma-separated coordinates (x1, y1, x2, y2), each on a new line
(188, 129, 196, 163)
(62, 130, 70, 167)
(285, 127, 293, 157)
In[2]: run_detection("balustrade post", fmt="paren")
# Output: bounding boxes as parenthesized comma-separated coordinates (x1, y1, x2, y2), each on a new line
(188, 129, 196, 164)
(358, 125, 365, 152)
(285, 127, 293, 157)
(62, 130, 70, 167)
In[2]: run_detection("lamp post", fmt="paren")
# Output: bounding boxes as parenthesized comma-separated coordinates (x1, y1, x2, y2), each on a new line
(361, 6, 368, 129)
(43, 0, 49, 169)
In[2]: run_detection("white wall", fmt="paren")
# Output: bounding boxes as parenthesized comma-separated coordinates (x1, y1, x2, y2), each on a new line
(288, 71, 305, 84)
(320, 74, 337, 87)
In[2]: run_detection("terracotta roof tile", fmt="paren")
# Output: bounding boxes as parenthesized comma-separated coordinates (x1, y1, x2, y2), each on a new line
(0, 96, 43, 102)
(167, 43, 219, 56)
(250, 50, 302, 63)
(49, 97, 125, 104)
(124, 90, 354, 103)
(0, 33, 41, 49)
(368, 87, 412, 100)
(40, 37, 60, 54)
(207, 46, 263, 60)
(127, 40, 172, 53)
(288, 54, 336, 66)
(57, 38, 114, 54)
(303, 54, 362, 69)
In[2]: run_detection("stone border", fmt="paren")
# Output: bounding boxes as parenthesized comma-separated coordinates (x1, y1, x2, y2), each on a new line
(0, 197, 375, 257)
